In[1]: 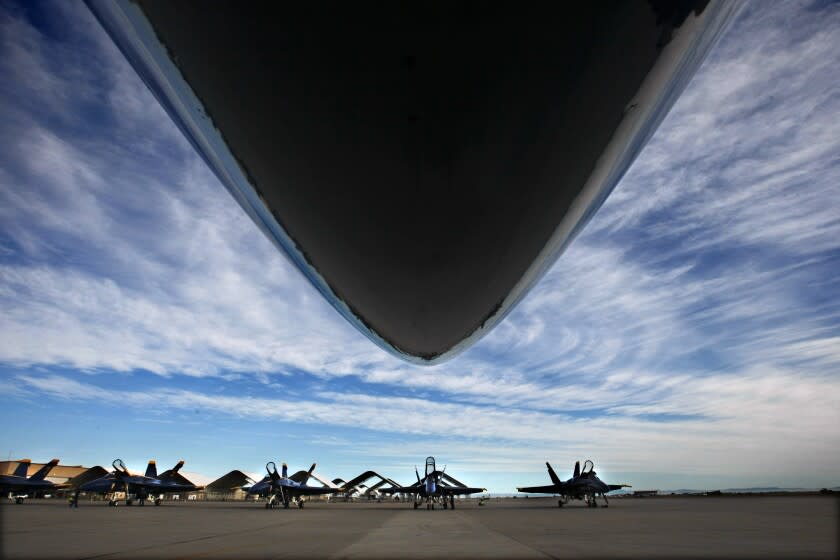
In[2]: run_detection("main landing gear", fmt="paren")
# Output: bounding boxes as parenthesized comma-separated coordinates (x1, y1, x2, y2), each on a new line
(265, 493, 292, 509)
(585, 494, 608, 507)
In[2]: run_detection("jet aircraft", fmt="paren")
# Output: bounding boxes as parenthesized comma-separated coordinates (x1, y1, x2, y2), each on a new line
(517, 460, 630, 508)
(248, 462, 340, 509)
(85, 1, 741, 364)
(381, 457, 485, 510)
(1, 459, 59, 503)
(80, 459, 198, 506)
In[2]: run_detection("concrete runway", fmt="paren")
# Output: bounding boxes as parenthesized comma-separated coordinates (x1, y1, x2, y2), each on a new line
(1, 496, 836, 558)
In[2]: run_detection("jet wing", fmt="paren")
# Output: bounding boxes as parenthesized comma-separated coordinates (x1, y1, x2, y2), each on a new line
(86, 0, 741, 364)
(81, 473, 118, 493)
(294, 485, 341, 496)
(247, 478, 272, 496)
(375, 486, 403, 495)
(440, 486, 485, 496)
(517, 485, 560, 494)
(378, 481, 423, 495)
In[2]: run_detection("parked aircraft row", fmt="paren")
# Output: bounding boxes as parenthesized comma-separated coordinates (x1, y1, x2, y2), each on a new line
(79, 459, 199, 506)
(3, 456, 629, 509)
(0, 459, 60, 504)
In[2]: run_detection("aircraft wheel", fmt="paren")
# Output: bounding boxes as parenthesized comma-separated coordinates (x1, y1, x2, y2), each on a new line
(298, 500, 304, 509)
(413, 502, 419, 509)
(558, 500, 563, 508)
(155, 499, 162, 506)
(126, 499, 133, 506)
(443, 501, 448, 509)
(284, 501, 290, 509)
(15, 497, 23, 504)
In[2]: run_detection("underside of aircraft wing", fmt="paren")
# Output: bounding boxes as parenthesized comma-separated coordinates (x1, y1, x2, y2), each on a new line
(293, 485, 341, 496)
(85, 0, 742, 364)
(440, 486, 485, 496)
(378, 483, 421, 495)
(517, 485, 561, 494)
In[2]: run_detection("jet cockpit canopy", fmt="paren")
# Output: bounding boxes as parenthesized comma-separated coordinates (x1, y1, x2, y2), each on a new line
(425, 457, 436, 478)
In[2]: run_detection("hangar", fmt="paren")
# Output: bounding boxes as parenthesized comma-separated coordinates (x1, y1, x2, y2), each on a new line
(202, 470, 256, 501)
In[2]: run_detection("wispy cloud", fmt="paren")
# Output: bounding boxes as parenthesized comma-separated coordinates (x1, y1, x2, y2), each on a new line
(11, 371, 839, 483)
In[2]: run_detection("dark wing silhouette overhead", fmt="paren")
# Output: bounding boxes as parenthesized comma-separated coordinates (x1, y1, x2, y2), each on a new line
(86, 0, 741, 363)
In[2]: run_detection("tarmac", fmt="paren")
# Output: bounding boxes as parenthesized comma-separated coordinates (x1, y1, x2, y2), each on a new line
(1, 495, 837, 559)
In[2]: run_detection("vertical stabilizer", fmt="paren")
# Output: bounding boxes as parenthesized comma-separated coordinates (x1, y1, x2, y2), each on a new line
(12, 459, 31, 478)
(281, 463, 288, 478)
(145, 460, 157, 478)
(546, 462, 562, 485)
(171, 460, 185, 474)
(573, 461, 580, 478)
(29, 459, 59, 481)
(304, 463, 316, 485)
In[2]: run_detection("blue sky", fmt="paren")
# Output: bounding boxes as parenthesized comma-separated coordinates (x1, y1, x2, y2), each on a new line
(1, 1, 839, 493)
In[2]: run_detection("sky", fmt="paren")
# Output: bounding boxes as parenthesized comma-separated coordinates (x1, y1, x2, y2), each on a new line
(1, 1, 839, 494)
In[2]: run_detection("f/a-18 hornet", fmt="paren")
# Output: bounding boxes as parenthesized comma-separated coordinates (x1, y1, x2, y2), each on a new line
(81, 459, 198, 506)
(382, 457, 485, 510)
(518, 460, 630, 507)
(1, 459, 59, 503)
(248, 462, 340, 509)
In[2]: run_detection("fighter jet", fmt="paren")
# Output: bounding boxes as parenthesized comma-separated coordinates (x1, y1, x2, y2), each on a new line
(248, 462, 340, 509)
(1, 459, 59, 503)
(80, 459, 198, 506)
(381, 457, 485, 510)
(85, 1, 741, 364)
(517, 460, 631, 508)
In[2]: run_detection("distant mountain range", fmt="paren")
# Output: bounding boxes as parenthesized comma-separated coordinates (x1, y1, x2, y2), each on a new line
(664, 486, 840, 494)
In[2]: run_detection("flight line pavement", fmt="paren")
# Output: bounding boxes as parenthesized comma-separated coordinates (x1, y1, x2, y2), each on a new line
(1, 495, 836, 559)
